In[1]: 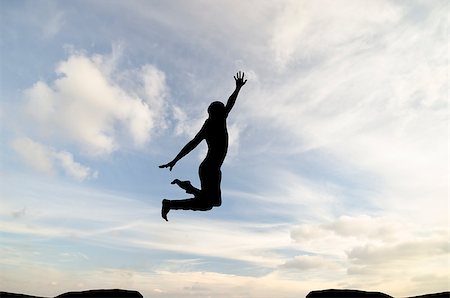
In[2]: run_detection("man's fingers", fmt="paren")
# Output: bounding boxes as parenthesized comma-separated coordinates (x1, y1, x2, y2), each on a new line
(235, 71, 245, 80)
(235, 71, 247, 84)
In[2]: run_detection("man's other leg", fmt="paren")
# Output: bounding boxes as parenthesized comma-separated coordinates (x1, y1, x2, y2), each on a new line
(161, 197, 213, 221)
(168, 198, 213, 211)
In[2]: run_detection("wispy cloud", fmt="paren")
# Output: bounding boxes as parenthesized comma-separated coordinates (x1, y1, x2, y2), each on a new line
(11, 137, 97, 181)
(269, 0, 403, 70)
(0, 176, 288, 268)
(2, 0, 66, 39)
(240, 0, 447, 226)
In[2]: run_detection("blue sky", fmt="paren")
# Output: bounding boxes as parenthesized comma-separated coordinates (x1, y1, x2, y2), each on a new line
(0, 1, 448, 297)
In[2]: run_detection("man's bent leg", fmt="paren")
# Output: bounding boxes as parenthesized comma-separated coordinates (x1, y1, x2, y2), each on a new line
(161, 195, 215, 221)
(168, 198, 213, 211)
(161, 198, 212, 221)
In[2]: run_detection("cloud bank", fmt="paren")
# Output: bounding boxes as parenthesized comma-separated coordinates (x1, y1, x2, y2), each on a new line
(13, 50, 170, 179)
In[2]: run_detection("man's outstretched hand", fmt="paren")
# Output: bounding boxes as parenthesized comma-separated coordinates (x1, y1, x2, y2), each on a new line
(159, 160, 176, 171)
(234, 71, 247, 88)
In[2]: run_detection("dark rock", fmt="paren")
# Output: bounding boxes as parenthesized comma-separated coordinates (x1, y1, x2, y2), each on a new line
(406, 292, 450, 298)
(0, 293, 46, 298)
(0, 290, 143, 298)
(306, 289, 393, 298)
(306, 290, 450, 298)
(55, 289, 143, 298)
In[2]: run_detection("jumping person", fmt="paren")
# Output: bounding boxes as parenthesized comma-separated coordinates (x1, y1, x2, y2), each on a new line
(159, 72, 247, 221)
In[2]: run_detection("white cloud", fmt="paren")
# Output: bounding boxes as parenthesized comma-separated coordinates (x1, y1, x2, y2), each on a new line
(289, 214, 448, 265)
(54, 151, 98, 181)
(344, 233, 449, 296)
(322, 215, 397, 240)
(141, 65, 169, 114)
(11, 137, 56, 175)
(283, 216, 449, 295)
(24, 51, 169, 156)
(280, 255, 338, 271)
(290, 224, 328, 242)
(288, 215, 402, 267)
(347, 237, 449, 266)
(11, 137, 96, 181)
(290, 215, 418, 251)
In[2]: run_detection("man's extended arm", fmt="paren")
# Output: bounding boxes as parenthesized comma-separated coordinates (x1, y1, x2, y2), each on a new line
(225, 71, 247, 117)
(159, 123, 206, 171)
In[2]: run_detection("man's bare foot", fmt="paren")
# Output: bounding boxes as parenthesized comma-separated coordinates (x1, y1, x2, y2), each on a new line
(161, 199, 170, 221)
(171, 179, 189, 187)
(171, 179, 182, 185)
(171, 179, 198, 195)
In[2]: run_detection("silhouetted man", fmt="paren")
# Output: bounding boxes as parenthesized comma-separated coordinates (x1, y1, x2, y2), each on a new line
(159, 72, 247, 221)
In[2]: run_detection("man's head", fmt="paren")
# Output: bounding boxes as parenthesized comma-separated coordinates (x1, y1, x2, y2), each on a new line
(208, 101, 225, 119)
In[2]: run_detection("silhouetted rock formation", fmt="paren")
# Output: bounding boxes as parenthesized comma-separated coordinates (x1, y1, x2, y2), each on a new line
(0, 293, 46, 298)
(306, 289, 393, 298)
(55, 289, 142, 298)
(0, 290, 143, 298)
(406, 293, 450, 298)
(306, 290, 450, 298)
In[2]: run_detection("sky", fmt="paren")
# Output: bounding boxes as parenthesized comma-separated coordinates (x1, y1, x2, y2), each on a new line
(0, 0, 448, 297)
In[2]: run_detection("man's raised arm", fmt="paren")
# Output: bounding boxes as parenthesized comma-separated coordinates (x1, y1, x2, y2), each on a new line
(225, 71, 247, 117)
(159, 123, 206, 171)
